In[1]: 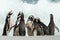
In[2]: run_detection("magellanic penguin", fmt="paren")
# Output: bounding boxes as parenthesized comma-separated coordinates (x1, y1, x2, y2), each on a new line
(33, 18, 44, 36)
(39, 20, 49, 35)
(2, 11, 13, 36)
(18, 12, 26, 36)
(13, 12, 21, 36)
(48, 14, 59, 35)
(26, 15, 34, 36)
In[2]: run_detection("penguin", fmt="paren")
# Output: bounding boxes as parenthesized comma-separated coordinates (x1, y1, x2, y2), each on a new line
(13, 12, 21, 36)
(18, 12, 26, 36)
(39, 20, 49, 35)
(48, 14, 59, 35)
(33, 18, 44, 36)
(26, 15, 34, 36)
(2, 11, 13, 36)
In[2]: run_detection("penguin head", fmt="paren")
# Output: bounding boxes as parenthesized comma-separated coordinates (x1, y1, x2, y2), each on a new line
(7, 10, 13, 18)
(17, 13, 21, 20)
(28, 15, 34, 21)
(50, 14, 53, 20)
(21, 12, 24, 19)
(17, 12, 24, 22)
(6, 10, 13, 22)
(34, 17, 40, 23)
(8, 10, 13, 15)
(18, 12, 21, 16)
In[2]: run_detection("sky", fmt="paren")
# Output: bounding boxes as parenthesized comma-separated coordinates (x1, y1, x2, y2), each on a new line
(0, 0, 60, 36)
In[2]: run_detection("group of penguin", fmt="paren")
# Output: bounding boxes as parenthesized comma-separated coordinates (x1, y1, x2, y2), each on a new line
(2, 11, 59, 36)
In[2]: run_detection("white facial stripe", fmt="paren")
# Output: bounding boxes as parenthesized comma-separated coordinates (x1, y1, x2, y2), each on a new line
(18, 15, 21, 17)
(18, 18, 21, 20)
(17, 18, 21, 25)
(17, 22, 20, 25)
